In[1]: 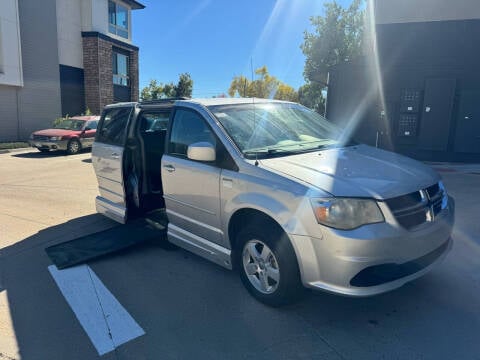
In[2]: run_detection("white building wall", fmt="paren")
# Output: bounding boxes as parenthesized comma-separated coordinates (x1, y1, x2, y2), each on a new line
(0, 0, 23, 86)
(56, 0, 83, 68)
(81, 0, 92, 31)
(91, 0, 109, 34)
(56, 0, 133, 69)
(374, 0, 480, 24)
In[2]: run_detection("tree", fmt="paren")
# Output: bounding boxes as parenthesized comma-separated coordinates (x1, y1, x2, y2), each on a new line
(174, 73, 193, 98)
(298, 82, 325, 114)
(140, 79, 163, 101)
(228, 75, 250, 97)
(300, 0, 365, 113)
(140, 73, 193, 101)
(302, 0, 364, 84)
(228, 66, 298, 101)
(275, 83, 299, 102)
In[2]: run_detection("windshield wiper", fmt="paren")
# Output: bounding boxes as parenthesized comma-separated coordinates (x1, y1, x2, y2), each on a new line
(244, 148, 309, 159)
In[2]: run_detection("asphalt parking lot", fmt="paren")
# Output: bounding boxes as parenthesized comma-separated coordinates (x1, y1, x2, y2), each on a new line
(1, 148, 480, 360)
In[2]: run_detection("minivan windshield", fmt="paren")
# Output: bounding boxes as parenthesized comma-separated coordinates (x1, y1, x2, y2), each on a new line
(209, 102, 347, 159)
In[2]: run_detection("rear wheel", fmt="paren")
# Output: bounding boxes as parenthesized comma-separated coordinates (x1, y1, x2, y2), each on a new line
(235, 222, 304, 307)
(66, 139, 81, 155)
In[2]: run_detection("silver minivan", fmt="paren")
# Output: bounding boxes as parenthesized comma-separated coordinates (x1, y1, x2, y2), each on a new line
(92, 98, 454, 306)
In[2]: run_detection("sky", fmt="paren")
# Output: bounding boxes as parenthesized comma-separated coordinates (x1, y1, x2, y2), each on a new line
(132, 0, 349, 98)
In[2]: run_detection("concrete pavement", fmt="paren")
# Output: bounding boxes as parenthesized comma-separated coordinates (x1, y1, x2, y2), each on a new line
(1, 148, 479, 359)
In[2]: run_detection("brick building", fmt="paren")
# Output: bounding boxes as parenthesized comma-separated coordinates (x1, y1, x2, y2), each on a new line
(0, 0, 144, 141)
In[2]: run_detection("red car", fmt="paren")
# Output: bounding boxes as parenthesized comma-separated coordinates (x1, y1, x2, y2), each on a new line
(29, 116, 100, 154)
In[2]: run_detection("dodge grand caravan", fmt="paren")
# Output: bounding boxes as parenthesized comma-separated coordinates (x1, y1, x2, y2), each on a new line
(92, 98, 454, 306)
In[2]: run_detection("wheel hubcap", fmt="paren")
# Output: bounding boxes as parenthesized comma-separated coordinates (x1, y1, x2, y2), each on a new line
(242, 240, 280, 294)
(70, 141, 79, 152)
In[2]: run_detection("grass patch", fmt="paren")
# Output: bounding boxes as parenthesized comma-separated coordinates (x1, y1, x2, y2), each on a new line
(0, 142, 30, 150)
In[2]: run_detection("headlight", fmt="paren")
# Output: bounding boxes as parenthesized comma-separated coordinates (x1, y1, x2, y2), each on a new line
(310, 197, 384, 230)
(50, 136, 63, 141)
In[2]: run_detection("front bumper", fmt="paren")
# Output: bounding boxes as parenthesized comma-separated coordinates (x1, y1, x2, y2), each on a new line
(289, 196, 455, 297)
(29, 139, 68, 151)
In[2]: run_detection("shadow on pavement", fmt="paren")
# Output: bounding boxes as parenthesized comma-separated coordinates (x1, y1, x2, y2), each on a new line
(12, 151, 68, 159)
(2, 177, 480, 360)
(12, 149, 91, 159)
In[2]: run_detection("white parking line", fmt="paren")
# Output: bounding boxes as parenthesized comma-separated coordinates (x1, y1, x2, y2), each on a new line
(48, 265, 145, 356)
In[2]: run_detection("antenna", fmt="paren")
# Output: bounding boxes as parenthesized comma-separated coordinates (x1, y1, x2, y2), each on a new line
(251, 58, 259, 166)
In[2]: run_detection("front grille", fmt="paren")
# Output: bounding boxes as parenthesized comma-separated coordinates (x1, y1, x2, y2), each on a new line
(33, 135, 50, 141)
(385, 182, 446, 230)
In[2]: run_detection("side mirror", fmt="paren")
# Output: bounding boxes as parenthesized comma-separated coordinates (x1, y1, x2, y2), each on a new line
(187, 142, 216, 162)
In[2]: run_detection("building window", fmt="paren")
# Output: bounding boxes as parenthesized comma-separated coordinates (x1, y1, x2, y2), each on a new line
(112, 51, 129, 86)
(108, 1, 129, 39)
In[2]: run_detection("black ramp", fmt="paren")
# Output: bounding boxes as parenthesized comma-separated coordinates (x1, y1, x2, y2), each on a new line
(46, 210, 167, 269)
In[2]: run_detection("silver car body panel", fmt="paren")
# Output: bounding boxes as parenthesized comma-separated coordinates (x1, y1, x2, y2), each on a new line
(92, 142, 127, 224)
(259, 144, 440, 199)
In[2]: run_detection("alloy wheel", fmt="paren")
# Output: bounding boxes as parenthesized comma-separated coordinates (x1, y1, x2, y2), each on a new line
(242, 240, 280, 294)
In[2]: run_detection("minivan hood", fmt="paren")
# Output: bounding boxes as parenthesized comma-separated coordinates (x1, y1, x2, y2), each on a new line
(33, 129, 80, 137)
(259, 145, 439, 199)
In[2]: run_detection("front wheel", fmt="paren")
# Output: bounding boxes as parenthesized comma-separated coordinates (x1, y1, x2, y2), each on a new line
(235, 223, 304, 307)
(66, 139, 81, 155)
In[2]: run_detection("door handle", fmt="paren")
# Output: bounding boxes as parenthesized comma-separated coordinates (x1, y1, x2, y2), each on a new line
(163, 164, 175, 172)
(111, 152, 120, 159)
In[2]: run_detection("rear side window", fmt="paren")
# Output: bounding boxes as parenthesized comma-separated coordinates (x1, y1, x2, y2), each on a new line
(140, 112, 170, 133)
(96, 107, 132, 145)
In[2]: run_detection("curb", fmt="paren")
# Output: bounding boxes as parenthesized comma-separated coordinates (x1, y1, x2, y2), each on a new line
(0, 147, 32, 154)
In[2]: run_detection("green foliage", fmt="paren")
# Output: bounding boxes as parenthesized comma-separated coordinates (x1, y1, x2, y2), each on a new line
(298, 82, 325, 115)
(84, 107, 92, 116)
(175, 73, 193, 98)
(140, 73, 193, 101)
(298, 0, 364, 114)
(228, 66, 298, 101)
(301, 0, 365, 84)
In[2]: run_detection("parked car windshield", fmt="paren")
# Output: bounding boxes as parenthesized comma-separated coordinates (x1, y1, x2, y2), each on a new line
(54, 119, 85, 130)
(209, 102, 347, 159)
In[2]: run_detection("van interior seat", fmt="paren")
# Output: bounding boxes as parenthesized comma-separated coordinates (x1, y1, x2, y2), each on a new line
(139, 114, 168, 192)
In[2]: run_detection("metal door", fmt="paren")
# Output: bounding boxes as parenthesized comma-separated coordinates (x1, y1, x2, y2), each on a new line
(92, 106, 133, 223)
(417, 79, 456, 151)
(454, 91, 480, 153)
(162, 108, 223, 246)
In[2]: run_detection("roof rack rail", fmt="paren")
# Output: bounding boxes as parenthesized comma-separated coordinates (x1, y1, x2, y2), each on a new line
(139, 97, 189, 105)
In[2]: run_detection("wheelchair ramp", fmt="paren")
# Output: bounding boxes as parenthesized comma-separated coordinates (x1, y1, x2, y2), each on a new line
(45, 209, 167, 269)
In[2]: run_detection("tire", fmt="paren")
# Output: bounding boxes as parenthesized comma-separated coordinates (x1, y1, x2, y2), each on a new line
(66, 139, 81, 155)
(235, 222, 304, 307)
